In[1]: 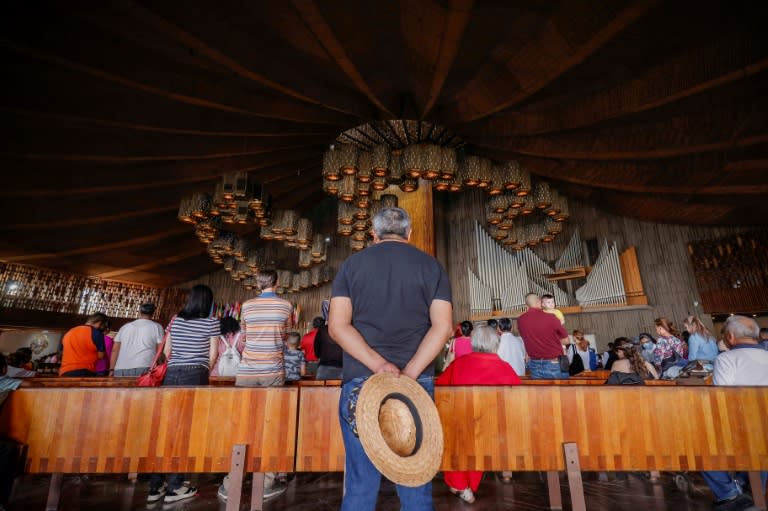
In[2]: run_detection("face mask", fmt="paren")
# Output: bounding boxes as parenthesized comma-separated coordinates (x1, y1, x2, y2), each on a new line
(643, 341, 653, 349)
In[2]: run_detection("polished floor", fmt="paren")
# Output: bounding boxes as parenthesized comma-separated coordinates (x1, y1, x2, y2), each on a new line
(9, 471, 722, 510)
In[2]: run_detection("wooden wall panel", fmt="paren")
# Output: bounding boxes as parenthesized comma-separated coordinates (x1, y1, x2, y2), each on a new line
(0, 387, 298, 473)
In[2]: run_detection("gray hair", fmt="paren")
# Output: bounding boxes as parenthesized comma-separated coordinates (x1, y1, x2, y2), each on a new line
(372, 207, 411, 240)
(724, 315, 760, 341)
(471, 326, 500, 354)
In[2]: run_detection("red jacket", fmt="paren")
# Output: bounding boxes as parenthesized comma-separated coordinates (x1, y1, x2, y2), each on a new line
(436, 352, 521, 385)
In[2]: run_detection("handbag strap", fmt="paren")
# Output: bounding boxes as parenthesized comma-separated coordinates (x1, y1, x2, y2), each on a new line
(149, 316, 175, 369)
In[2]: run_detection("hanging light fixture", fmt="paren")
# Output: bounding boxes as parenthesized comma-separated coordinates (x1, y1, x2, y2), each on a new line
(439, 146, 457, 180)
(322, 147, 342, 182)
(357, 151, 373, 183)
(339, 144, 359, 176)
(533, 182, 552, 209)
(422, 145, 441, 180)
(338, 174, 356, 202)
(338, 202, 355, 225)
(297, 218, 313, 249)
(400, 176, 418, 192)
(387, 152, 405, 185)
(310, 233, 325, 258)
(477, 158, 492, 189)
(371, 145, 390, 177)
(371, 176, 388, 191)
(463, 156, 481, 187)
(503, 161, 522, 191)
(554, 197, 570, 222)
(515, 167, 532, 196)
(403, 144, 424, 178)
(177, 195, 196, 224)
(298, 249, 312, 268)
(487, 165, 505, 196)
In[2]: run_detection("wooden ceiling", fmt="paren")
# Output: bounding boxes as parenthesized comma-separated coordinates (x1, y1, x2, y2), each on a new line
(1, 0, 766, 287)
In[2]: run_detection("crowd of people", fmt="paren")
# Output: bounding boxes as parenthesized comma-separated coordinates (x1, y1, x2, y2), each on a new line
(1, 206, 767, 511)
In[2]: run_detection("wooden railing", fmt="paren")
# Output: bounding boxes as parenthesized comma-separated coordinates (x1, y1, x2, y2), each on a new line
(1, 380, 764, 511)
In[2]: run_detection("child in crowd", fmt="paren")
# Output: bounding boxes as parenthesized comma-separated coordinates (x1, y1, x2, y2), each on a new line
(541, 294, 565, 325)
(284, 332, 306, 381)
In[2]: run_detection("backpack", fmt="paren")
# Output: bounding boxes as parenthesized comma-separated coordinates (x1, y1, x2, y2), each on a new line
(217, 333, 241, 376)
(568, 344, 585, 375)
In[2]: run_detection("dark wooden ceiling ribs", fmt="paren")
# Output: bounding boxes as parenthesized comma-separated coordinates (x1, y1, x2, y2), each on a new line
(0, 37, 357, 126)
(436, 0, 658, 123)
(416, 0, 474, 118)
(0, 150, 324, 195)
(115, 0, 374, 118)
(468, 92, 768, 160)
(465, 28, 768, 136)
(0, 1, 765, 285)
(291, 0, 396, 117)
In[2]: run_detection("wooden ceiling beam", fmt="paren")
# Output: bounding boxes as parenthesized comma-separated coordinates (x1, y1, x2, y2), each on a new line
(93, 247, 206, 280)
(439, 0, 657, 123)
(1, 40, 356, 126)
(2, 106, 335, 139)
(0, 153, 321, 196)
(0, 206, 176, 230)
(117, 1, 365, 119)
(420, 0, 474, 119)
(503, 156, 768, 195)
(291, 0, 396, 118)
(466, 31, 768, 136)
(1, 226, 191, 263)
(471, 133, 768, 161)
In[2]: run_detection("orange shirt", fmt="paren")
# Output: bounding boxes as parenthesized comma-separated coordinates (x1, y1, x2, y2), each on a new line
(59, 325, 105, 375)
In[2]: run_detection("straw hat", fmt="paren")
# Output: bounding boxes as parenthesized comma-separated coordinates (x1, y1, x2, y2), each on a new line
(355, 373, 444, 487)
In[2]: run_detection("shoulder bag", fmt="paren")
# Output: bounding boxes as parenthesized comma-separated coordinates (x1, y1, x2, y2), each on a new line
(443, 339, 456, 369)
(137, 316, 174, 387)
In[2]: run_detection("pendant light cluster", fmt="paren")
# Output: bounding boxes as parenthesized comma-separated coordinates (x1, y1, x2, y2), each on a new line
(178, 172, 334, 292)
(484, 181, 570, 250)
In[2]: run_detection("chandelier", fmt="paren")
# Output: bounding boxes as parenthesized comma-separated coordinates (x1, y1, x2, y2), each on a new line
(178, 172, 333, 293)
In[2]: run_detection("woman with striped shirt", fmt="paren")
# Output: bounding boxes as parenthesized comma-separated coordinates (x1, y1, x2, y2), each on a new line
(148, 284, 220, 504)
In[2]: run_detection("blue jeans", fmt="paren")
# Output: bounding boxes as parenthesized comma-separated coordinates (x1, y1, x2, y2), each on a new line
(528, 359, 569, 379)
(702, 471, 767, 501)
(162, 364, 209, 386)
(339, 376, 435, 511)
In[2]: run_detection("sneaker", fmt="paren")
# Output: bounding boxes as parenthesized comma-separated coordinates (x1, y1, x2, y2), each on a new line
(713, 493, 757, 511)
(449, 486, 476, 504)
(163, 484, 198, 503)
(217, 483, 228, 501)
(147, 483, 167, 502)
(263, 484, 287, 500)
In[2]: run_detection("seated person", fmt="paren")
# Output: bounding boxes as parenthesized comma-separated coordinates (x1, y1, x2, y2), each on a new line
(612, 342, 658, 379)
(283, 332, 306, 382)
(566, 330, 598, 374)
(436, 326, 521, 504)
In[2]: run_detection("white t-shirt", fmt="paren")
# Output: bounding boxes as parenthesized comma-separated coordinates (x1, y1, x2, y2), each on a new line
(497, 332, 527, 377)
(114, 318, 165, 370)
(712, 345, 768, 386)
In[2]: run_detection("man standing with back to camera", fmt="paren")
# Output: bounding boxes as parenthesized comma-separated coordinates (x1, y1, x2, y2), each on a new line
(329, 207, 453, 511)
(517, 293, 570, 379)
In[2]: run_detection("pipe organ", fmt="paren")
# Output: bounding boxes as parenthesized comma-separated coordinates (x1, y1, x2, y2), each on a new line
(470, 223, 644, 317)
(574, 241, 627, 307)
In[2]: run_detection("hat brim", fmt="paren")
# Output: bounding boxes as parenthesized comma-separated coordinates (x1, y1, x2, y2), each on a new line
(356, 373, 444, 487)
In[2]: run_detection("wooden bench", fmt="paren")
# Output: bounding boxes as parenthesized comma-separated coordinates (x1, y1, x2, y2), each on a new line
(0, 387, 298, 511)
(296, 385, 767, 510)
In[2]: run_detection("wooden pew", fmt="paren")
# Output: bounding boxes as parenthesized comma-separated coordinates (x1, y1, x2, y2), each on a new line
(0, 387, 298, 511)
(296, 385, 768, 510)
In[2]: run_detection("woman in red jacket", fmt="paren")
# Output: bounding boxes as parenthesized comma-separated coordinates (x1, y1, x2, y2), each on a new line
(436, 325, 521, 503)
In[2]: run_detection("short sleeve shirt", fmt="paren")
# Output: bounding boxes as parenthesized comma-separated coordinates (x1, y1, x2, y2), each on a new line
(517, 307, 568, 358)
(331, 240, 452, 381)
(167, 317, 220, 369)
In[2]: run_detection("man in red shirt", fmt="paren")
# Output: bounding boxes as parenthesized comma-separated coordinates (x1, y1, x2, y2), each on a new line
(301, 317, 323, 363)
(517, 293, 569, 379)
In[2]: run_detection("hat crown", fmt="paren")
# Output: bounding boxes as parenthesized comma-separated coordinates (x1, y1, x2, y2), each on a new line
(379, 399, 417, 456)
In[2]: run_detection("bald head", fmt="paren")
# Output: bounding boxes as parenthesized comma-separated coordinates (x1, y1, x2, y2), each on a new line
(723, 315, 760, 347)
(525, 293, 541, 309)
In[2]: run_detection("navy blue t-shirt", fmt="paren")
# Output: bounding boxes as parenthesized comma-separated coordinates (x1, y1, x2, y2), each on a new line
(331, 240, 452, 381)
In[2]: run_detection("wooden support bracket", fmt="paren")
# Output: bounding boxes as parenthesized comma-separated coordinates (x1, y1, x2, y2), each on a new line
(748, 471, 766, 510)
(546, 471, 562, 510)
(251, 472, 266, 511)
(225, 444, 247, 511)
(563, 442, 586, 511)
(45, 473, 63, 511)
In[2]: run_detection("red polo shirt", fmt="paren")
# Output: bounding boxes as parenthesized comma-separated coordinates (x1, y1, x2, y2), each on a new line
(517, 307, 568, 358)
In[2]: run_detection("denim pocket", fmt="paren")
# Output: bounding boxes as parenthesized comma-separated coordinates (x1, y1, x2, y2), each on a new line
(340, 377, 366, 438)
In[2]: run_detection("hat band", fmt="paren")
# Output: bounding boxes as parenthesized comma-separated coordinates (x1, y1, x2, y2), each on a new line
(383, 392, 423, 457)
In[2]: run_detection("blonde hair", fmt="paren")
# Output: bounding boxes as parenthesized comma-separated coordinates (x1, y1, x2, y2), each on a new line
(683, 316, 711, 337)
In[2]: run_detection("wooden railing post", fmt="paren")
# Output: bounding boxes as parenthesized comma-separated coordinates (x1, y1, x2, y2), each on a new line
(563, 443, 586, 511)
(225, 444, 247, 511)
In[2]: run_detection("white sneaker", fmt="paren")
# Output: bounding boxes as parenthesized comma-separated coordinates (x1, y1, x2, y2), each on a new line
(163, 484, 197, 503)
(263, 484, 287, 500)
(449, 486, 475, 504)
(217, 483, 227, 501)
(147, 482, 167, 502)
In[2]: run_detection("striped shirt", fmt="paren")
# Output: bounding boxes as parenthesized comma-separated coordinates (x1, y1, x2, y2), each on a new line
(237, 292, 293, 384)
(167, 317, 220, 369)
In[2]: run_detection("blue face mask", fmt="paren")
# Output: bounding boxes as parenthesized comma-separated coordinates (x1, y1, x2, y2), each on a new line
(642, 341, 653, 350)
